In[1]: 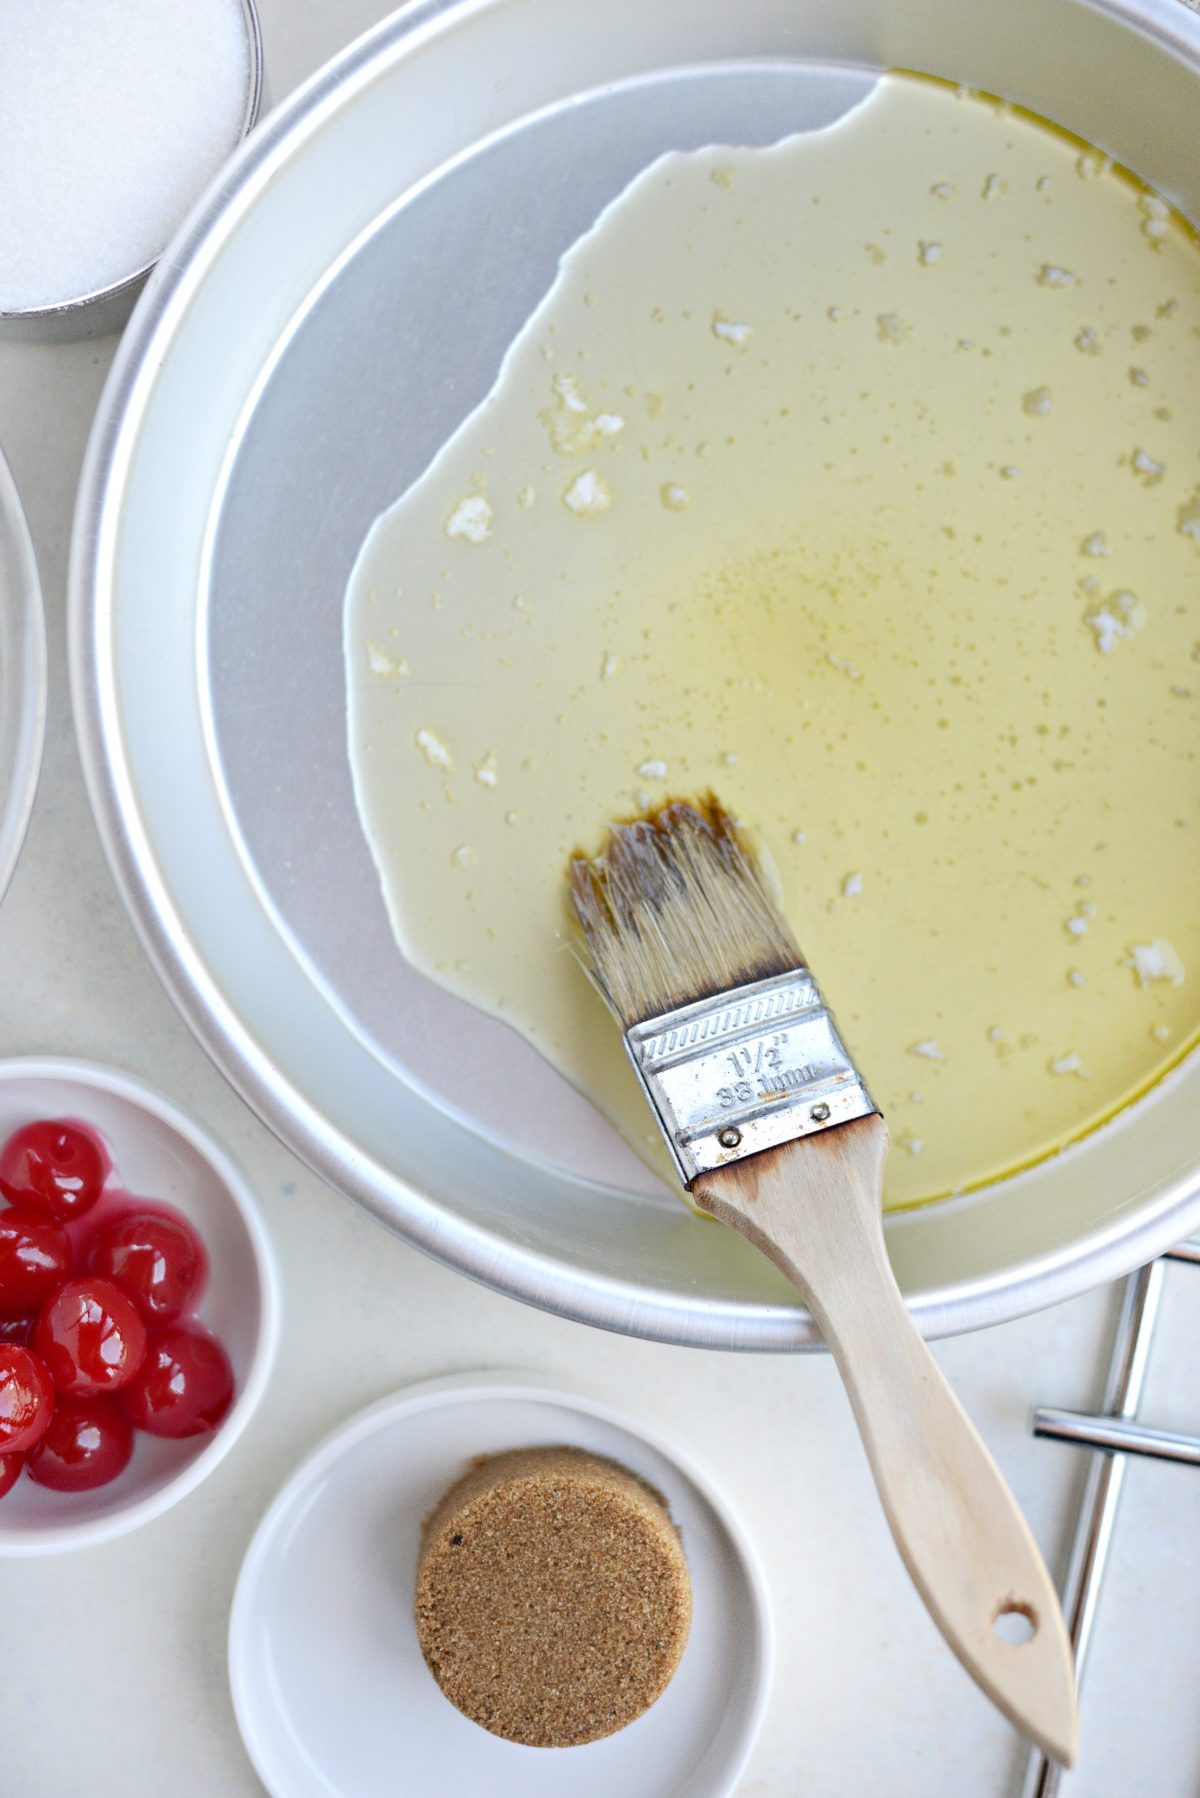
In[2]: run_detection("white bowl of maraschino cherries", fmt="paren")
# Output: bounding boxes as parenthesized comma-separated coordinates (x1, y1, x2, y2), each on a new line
(0, 1059, 278, 1553)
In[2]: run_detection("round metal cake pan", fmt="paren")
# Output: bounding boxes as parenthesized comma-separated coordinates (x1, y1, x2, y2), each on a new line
(70, 0, 1200, 1349)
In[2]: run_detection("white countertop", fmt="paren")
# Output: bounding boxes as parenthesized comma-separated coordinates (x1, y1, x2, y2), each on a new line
(2, 4, 1199, 1793)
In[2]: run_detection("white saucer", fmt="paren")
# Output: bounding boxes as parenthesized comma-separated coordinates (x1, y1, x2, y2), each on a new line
(229, 1372, 773, 1797)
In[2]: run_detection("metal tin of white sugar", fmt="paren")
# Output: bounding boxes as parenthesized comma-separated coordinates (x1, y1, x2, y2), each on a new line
(0, 0, 263, 343)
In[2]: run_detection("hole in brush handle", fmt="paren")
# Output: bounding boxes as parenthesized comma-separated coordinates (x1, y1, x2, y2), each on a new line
(994, 1600, 1039, 1645)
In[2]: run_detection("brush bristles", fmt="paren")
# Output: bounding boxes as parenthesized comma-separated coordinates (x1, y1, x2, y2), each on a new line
(568, 794, 803, 1028)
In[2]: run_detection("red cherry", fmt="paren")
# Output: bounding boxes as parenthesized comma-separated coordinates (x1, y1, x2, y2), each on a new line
(0, 1316, 33, 1346)
(120, 1324, 234, 1438)
(26, 1395, 133, 1492)
(0, 1208, 72, 1318)
(34, 1277, 147, 1395)
(0, 1343, 55, 1452)
(0, 1120, 108, 1221)
(85, 1203, 206, 1326)
(0, 1451, 23, 1499)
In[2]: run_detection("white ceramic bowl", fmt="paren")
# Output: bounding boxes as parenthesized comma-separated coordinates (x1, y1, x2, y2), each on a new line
(0, 1056, 279, 1554)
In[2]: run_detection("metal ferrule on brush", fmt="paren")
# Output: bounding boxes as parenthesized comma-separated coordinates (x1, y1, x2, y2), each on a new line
(624, 967, 877, 1186)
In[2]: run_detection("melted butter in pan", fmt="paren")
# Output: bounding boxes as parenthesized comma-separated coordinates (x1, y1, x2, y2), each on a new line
(346, 74, 1200, 1210)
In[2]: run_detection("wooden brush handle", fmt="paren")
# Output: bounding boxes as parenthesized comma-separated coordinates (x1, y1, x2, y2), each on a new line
(692, 1113, 1078, 1767)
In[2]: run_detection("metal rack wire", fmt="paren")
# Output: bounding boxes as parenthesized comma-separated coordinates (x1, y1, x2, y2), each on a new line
(1020, 1238, 1200, 1797)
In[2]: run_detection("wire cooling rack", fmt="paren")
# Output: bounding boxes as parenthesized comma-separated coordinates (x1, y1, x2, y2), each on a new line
(1020, 1238, 1200, 1797)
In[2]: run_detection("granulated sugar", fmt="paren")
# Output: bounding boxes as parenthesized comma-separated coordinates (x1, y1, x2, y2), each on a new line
(0, 0, 251, 312)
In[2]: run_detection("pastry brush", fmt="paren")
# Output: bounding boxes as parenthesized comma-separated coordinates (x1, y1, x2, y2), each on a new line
(568, 793, 1078, 1766)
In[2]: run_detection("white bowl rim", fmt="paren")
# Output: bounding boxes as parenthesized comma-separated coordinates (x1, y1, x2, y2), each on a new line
(0, 447, 47, 904)
(0, 1053, 281, 1556)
